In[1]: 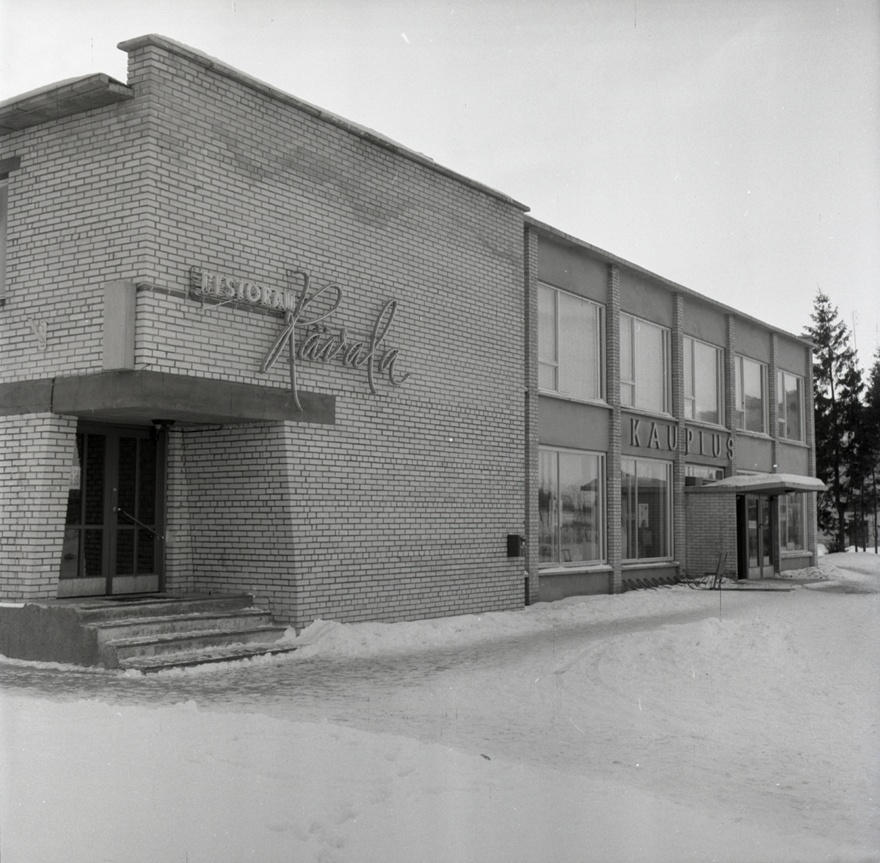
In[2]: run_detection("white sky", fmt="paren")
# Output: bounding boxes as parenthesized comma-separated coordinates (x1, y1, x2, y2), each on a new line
(2, 0, 878, 369)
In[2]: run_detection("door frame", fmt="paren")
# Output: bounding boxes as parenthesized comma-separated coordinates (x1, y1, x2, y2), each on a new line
(736, 493, 777, 580)
(58, 422, 167, 597)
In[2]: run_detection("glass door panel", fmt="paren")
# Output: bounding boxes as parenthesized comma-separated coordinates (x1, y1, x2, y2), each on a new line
(59, 427, 164, 597)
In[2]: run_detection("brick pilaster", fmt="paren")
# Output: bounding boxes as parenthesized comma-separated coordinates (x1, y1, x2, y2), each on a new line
(726, 315, 737, 476)
(770, 332, 779, 470)
(607, 264, 622, 593)
(524, 227, 540, 604)
(672, 294, 687, 570)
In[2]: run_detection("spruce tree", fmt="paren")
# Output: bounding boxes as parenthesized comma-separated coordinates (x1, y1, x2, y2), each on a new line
(863, 349, 880, 552)
(805, 291, 864, 552)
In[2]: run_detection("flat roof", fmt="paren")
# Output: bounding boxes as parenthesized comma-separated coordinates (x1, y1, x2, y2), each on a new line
(0, 74, 133, 133)
(117, 34, 529, 213)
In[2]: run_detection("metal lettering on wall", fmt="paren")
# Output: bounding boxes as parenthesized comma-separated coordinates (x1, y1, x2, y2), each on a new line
(190, 267, 411, 410)
(627, 416, 735, 460)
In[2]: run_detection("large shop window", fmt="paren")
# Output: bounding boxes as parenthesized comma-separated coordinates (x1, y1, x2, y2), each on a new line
(683, 336, 723, 424)
(538, 284, 603, 401)
(777, 371, 804, 442)
(779, 492, 806, 551)
(539, 447, 605, 566)
(734, 355, 767, 434)
(620, 313, 669, 414)
(621, 457, 673, 560)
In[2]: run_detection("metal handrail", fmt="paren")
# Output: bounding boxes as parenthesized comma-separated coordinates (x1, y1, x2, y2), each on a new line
(114, 507, 164, 541)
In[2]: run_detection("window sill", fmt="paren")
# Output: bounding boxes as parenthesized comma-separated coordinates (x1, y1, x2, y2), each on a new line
(539, 562, 611, 575)
(620, 407, 675, 423)
(538, 390, 610, 410)
(622, 560, 680, 570)
(734, 429, 772, 441)
(778, 438, 809, 448)
(684, 418, 729, 432)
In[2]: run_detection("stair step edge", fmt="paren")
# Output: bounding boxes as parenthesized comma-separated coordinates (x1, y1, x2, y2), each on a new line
(88, 609, 272, 630)
(105, 625, 290, 649)
(119, 643, 298, 673)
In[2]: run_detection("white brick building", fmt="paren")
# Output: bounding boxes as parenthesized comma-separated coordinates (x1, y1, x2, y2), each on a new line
(0, 36, 821, 655)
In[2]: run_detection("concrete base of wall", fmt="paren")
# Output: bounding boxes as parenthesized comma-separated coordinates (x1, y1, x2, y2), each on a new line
(538, 570, 612, 602)
(0, 602, 102, 665)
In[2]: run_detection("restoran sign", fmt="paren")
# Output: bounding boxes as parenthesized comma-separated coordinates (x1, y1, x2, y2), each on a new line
(190, 267, 411, 409)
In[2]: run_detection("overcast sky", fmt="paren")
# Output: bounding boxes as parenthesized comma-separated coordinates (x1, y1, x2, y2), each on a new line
(2, 0, 878, 370)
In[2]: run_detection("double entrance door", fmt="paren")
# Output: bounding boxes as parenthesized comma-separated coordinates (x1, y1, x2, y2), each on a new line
(59, 425, 165, 597)
(737, 494, 774, 579)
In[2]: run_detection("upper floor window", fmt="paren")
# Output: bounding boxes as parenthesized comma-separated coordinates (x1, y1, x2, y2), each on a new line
(734, 355, 767, 434)
(777, 371, 804, 441)
(683, 336, 724, 425)
(539, 447, 605, 566)
(620, 313, 669, 414)
(538, 284, 603, 402)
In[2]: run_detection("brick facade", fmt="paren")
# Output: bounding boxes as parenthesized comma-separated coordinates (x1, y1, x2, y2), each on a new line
(0, 34, 821, 624)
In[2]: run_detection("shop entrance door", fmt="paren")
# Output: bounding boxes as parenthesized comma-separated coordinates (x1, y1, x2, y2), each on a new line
(745, 494, 772, 579)
(58, 426, 165, 597)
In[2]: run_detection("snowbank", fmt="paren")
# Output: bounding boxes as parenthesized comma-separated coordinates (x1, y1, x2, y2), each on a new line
(1, 554, 877, 862)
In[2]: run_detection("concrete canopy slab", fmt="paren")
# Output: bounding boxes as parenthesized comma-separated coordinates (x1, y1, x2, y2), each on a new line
(49, 370, 335, 425)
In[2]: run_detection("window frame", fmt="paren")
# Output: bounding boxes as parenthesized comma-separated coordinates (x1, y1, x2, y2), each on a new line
(538, 446, 606, 568)
(538, 283, 604, 403)
(620, 312, 670, 414)
(683, 335, 724, 425)
(779, 492, 806, 551)
(734, 354, 768, 434)
(621, 456, 674, 562)
(777, 370, 805, 442)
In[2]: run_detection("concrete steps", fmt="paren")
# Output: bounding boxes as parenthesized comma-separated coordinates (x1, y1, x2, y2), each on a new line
(81, 594, 296, 671)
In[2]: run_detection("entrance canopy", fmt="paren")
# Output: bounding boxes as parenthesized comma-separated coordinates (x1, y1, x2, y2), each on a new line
(686, 473, 826, 496)
(1, 371, 335, 426)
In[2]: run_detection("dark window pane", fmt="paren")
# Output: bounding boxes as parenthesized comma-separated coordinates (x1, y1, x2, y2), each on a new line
(138, 437, 157, 524)
(117, 437, 138, 520)
(59, 529, 81, 579)
(137, 528, 156, 573)
(83, 529, 103, 577)
(116, 528, 134, 575)
(83, 435, 105, 525)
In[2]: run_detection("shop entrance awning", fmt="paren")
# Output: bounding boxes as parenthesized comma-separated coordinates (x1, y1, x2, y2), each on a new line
(686, 473, 826, 495)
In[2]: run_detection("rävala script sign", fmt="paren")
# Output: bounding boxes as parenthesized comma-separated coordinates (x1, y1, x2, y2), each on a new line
(190, 267, 411, 410)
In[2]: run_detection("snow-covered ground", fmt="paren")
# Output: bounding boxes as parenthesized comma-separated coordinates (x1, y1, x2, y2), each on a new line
(1, 553, 878, 863)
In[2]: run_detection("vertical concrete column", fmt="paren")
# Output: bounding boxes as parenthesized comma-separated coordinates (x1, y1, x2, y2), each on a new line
(606, 264, 622, 593)
(523, 228, 540, 604)
(769, 333, 779, 471)
(804, 343, 819, 565)
(671, 294, 687, 571)
(726, 315, 737, 476)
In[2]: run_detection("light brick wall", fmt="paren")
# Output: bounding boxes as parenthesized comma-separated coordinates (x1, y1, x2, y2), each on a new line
(0, 84, 155, 383)
(114, 40, 527, 627)
(684, 493, 737, 578)
(0, 413, 77, 599)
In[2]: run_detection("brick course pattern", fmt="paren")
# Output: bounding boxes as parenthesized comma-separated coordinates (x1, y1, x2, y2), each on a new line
(0, 414, 77, 599)
(0, 38, 527, 622)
